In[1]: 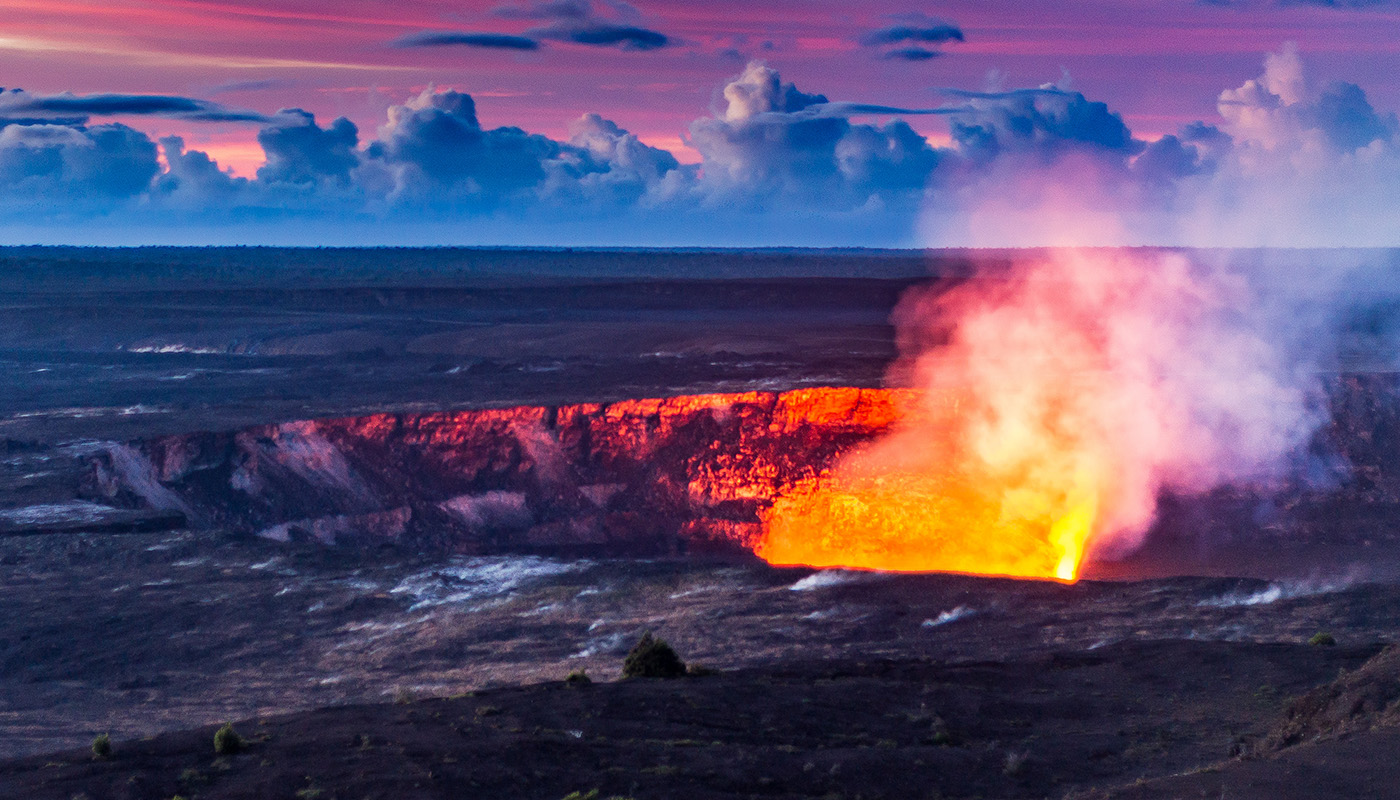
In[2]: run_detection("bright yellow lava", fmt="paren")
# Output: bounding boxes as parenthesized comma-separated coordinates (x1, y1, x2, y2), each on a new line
(757, 461, 1099, 583)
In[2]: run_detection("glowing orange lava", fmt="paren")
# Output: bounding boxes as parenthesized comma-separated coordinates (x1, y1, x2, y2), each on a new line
(747, 248, 1276, 582)
(754, 250, 1152, 584)
(756, 403, 1101, 582)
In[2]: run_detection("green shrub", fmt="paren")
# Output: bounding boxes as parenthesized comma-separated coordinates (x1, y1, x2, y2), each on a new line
(685, 663, 719, 677)
(622, 632, 685, 679)
(213, 723, 245, 755)
(179, 768, 209, 786)
(1309, 632, 1337, 647)
(90, 733, 112, 759)
(565, 668, 592, 687)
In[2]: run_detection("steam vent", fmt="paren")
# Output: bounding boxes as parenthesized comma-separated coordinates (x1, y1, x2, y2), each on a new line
(86, 387, 910, 559)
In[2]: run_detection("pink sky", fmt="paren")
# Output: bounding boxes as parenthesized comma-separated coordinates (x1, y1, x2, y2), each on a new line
(2, 0, 1399, 175)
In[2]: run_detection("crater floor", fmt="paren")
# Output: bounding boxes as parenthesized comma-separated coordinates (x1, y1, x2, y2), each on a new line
(0, 528, 1394, 765)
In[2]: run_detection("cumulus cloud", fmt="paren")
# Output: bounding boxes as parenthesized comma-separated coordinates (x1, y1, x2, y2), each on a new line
(916, 42, 1400, 248)
(4, 44, 1400, 248)
(1168, 42, 1400, 246)
(360, 87, 566, 207)
(555, 112, 686, 205)
(1215, 43, 1396, 152)
(686, 61, 943, 206)
(711, 62, 829, 120)
(154, 136, 244, 207)
(0, 123, 159, 213)
(946, 86, 1141, 163)
(257, 110, 360, 186)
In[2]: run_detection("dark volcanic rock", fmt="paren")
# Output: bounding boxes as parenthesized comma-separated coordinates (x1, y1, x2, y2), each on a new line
(0, 640, 1373, 800)
(82, 387, 906, 556)
(0, 501, 184, 535)
(1266, 643, 1400, 749)
(4, 524, 1400, 764)
(65, 374, 1400, 577)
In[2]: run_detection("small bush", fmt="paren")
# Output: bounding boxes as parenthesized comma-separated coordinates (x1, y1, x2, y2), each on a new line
(213, 723, 245, 755)
(565, 668, 593, 687)
(90, 733, 112, 759)
(685, 663, 719, 677)
(622, 632, 686, 679)
(1309, 632, 1337, 647)
(179, 768, 209, 786)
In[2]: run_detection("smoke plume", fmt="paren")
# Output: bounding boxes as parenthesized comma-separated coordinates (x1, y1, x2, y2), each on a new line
(906, 250, 1329, 556)
(761, 249, 1331, 577)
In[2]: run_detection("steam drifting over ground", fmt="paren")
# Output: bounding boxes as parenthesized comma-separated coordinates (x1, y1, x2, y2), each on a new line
(762, 250, 1332, 578)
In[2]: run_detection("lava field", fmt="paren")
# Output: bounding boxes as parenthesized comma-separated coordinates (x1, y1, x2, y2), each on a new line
(7, 248, 1400, 798)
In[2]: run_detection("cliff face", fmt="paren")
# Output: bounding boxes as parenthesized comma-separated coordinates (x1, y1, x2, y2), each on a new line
(85, 388, 908, 556)
(79, 376, 1400, 560)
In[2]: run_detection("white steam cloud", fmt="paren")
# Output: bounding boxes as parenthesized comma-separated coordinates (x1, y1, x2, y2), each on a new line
(923, 43, 1400, 248)
(885, 249, 1329, 562)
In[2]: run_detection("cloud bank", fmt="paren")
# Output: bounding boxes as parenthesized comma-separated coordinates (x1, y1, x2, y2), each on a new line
(3, 45, 1400, 246)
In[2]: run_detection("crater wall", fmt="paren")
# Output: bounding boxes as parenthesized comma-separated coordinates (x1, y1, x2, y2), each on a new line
(84, 388, 908, 556)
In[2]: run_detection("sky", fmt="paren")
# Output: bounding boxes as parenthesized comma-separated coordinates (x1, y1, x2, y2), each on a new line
(3, 0, 1400, 246)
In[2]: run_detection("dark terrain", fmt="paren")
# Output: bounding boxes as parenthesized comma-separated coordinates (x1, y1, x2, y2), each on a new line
(2, 525, 1399, 798)
(0, 247, 942, 443)
(0, 635, 1383, 800)
(6, 247, 1400, 798)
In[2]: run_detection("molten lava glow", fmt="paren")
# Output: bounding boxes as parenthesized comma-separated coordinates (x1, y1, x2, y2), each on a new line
(757, 398, 1103, 582)
(753, 252, 1129, 582)
(757, 249, 1311, 583)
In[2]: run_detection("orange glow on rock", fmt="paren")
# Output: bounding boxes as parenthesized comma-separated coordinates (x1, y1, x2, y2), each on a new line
(750, 251, 1208, 584)
(756, 392, 1101, 583)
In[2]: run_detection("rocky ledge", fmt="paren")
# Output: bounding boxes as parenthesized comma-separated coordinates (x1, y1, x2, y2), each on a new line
(78, 387, 906, 556)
